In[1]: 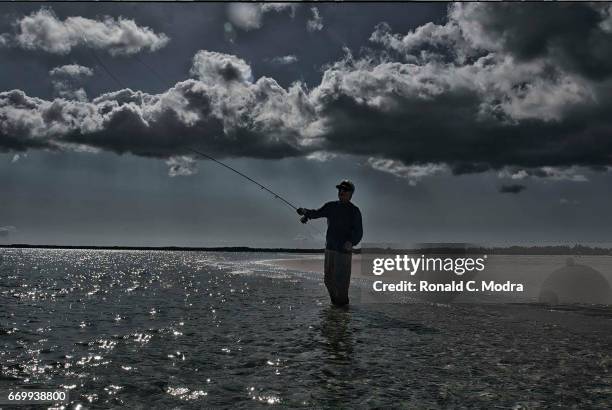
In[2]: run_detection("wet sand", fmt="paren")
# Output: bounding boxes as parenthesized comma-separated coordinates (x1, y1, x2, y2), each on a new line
(259, 254, 362, 275)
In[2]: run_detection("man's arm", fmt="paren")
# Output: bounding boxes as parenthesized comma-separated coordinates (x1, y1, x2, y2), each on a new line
(297, 203, 330, 220)
(350, 207, 363, 246)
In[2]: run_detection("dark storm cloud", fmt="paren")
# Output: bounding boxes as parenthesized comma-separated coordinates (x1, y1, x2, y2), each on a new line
(370, 3, 612, 80)
(451, 3, 612, 81)
(2, 3, 612, 178)
(0, 51, 314, 159)
(499, 184, 526, 194)
(316, 3, 612, 174)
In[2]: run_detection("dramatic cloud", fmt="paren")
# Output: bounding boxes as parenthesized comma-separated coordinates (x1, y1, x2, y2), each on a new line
(499, 184, 527, 194)
(1, 8, 169, 55)
(227, 3, 297, 31)
(49, 64, 94, 101)
(306, 7, 324, 33)
(311, 3, 612, 174)
(2, 3, 612, 183)
(0, 51, 318, 159)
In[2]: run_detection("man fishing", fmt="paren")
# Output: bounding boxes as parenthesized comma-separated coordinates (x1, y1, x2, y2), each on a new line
(297, 180, 363, 307)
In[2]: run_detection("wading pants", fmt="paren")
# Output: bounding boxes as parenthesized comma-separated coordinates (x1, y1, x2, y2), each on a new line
(324, 249, 352, 306)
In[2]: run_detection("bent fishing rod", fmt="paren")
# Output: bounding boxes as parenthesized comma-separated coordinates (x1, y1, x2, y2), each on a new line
(186, 148, 324, 236)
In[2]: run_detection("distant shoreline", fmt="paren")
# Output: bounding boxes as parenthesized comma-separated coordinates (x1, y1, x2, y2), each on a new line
(0, 244, 325, 253)
(1, 244, 612, 255)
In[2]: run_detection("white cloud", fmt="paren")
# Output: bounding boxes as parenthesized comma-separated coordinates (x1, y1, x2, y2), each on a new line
(0, 33, 10, 47)
(538, 167, 589, 182)
(269, 55, 298, 65)
(498, 167, 589, 182)
(306, 7, 324, 32)
(0, 50, 318, 159)
(306, 151, 337, 162)
(11, 153, 26, 163)
(50, 64, 94, 78)
(190, 51, 253, 85)
(166, 155, 198, 177)
(49, 64, 94, 101)
(367, 158, 448, 185)
(2, 8, 169, 55)
(228, 3, 297, 31)
(3, 3, 612, 182)
(497, 169, 529, 180)
(227, 4, 262, 31)
(601, 5, 612, 33)
(260, 3, 298, 16)
(369, 16, 595, 124)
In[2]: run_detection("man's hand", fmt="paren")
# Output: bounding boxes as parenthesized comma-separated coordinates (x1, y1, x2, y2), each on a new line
(300, 216, 309, 224)
(343, 241, 352, 251)
(297, 208, 306, 216)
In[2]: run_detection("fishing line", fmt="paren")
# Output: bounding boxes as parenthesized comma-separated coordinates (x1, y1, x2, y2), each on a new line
(133, 54, 168, 89)
(77, 32, 126, 90)
(187, 148, 298, 211)
(88, 48, 125, 90)
(187, 148, 325, 238)
(77, 37, 324, 239)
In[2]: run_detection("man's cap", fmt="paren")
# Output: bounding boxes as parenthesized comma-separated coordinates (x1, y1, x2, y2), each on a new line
(336, 180, 355, 192)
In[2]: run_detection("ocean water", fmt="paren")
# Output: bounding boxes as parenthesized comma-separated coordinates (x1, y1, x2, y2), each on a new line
(1, 248, 611, 408)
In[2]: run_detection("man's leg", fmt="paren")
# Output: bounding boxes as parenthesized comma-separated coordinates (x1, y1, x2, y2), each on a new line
(333, 252, 352, 306)
(323, 249, 338, 304)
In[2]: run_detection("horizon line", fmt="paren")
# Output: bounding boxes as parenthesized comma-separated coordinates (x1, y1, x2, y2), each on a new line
(2, 243, 612, 255)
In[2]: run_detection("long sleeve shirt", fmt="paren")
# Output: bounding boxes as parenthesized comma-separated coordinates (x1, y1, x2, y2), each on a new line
(304, 201, 363, 253)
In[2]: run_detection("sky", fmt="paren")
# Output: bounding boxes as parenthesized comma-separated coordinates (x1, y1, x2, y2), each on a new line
(2, 2, 612, 247)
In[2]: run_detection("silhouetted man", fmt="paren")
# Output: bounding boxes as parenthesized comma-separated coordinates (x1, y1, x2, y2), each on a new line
(297, 180, 363, 306)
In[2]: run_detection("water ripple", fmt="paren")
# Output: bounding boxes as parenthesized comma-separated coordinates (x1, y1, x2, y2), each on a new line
(0, 249, 610, 407)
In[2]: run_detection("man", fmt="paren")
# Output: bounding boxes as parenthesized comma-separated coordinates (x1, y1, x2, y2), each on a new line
(297, 180, 363, 307)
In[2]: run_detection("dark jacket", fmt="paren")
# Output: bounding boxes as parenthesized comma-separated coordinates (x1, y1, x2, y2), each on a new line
(304, 201, 363, 253)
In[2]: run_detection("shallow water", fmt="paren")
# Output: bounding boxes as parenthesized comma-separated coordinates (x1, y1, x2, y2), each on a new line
(1, 249, 611, 408)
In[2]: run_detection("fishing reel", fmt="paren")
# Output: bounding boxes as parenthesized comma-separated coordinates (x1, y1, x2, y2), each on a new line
(300, 216, 309, 224)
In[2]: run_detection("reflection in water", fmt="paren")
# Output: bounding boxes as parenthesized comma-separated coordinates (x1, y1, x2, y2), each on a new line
(319, 306, 354, 364)
(316, 306, 356, 408)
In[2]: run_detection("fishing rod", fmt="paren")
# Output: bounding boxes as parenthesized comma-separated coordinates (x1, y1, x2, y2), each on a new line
(186, 148, 298, 211)
(186, 148, 324, 237)
(77, 38, 323, 238)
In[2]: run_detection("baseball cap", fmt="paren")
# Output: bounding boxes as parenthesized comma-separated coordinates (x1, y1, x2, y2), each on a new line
(336, 180, 355, 192)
